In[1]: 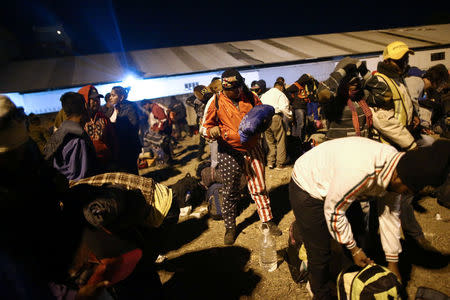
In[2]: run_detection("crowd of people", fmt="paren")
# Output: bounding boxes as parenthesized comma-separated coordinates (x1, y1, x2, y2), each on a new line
(1, 40, 449, 299)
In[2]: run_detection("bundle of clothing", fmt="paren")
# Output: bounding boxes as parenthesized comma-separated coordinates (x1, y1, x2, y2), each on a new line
(238, 104, 275, 144)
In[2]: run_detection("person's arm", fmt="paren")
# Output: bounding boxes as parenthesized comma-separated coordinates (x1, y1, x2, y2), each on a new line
(371, 109, 417, 150)
(377, 193, 402, 281)
(324, 169, 375, 266)
(201, 95, 220, 139)
(278, 92, 293, 120)
(318, 69, 346, 99)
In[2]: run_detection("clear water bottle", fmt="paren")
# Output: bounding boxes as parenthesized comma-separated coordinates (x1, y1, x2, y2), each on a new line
(259, 223, 277, 272)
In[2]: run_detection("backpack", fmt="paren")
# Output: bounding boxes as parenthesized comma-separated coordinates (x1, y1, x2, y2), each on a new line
(170, 173, 202, 209)
(206, 183, 224, 220)
(337, 264, 402, 300)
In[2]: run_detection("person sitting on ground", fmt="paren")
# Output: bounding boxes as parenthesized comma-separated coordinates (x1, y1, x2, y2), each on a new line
(202, 68, 282, 245)
(69, 171, 202, 267)
(44, 92, 98, 181)
(289, 136, 449, 299)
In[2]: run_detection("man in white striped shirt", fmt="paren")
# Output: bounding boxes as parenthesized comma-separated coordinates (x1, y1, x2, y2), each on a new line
(289, 136, 449, 299)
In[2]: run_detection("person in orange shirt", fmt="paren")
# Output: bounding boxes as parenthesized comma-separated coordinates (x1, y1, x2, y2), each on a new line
(202, 69, 281, 245)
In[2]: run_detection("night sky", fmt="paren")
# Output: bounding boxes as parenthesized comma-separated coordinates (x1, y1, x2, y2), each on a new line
(2, 0, 450, 60)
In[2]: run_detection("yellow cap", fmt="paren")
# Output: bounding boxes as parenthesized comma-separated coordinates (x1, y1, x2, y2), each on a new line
(383, 41, 414, 60)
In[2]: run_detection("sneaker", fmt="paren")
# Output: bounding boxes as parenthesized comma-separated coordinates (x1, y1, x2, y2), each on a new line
(224, 228, 237, 245)
(263, 221, 282, 236)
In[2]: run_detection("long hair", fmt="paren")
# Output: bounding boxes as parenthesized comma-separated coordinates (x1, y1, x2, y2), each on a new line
(112, 86, 129, 101)
(241, 83, 256, 103)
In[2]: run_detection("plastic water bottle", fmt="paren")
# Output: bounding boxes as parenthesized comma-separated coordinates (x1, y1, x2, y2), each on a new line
(259, 223, 277, 272)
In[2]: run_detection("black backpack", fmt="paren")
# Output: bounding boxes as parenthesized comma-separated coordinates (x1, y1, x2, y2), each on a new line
(337, 264, 402, 300)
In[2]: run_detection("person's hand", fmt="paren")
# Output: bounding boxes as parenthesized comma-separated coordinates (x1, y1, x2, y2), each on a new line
(351, 247, 374, 267)
(209, 126, 221, 139)
(76, 281, 110, 300)
(357, 61, 369, 77)
(388, 262, 402, 284)
(413, 116, 420, 129)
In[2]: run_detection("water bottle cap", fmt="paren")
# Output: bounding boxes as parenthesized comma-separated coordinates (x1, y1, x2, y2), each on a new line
(260, 223, 270, 234)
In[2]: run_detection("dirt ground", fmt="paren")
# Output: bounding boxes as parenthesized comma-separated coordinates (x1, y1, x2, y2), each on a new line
(139, 134, 449, 300)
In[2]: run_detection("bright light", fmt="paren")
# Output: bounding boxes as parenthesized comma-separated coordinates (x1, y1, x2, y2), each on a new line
(56, 30, 62, 35)
(122, 74, 139, 88)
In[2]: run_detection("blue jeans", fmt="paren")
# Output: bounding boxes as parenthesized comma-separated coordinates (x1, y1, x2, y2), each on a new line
(292, 108, 306, 141)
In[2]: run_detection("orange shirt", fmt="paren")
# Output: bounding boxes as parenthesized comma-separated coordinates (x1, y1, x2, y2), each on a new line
(203, 91, 261, 152)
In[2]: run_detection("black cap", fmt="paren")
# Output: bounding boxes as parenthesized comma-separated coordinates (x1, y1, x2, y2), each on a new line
(396, 139, 450, 192)
(89, 87, 104, 99)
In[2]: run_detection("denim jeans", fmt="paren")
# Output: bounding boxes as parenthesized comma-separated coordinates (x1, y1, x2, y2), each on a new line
(292, 108, 306, 141)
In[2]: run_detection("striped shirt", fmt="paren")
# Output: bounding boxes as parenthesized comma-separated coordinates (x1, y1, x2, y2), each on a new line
(291, 137, 404, 262)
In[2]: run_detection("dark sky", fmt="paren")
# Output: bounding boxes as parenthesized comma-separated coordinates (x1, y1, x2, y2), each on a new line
(2, 0, 450, 60)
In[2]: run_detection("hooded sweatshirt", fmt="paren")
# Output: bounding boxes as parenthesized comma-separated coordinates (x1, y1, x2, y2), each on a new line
(78, 85, 117, 167)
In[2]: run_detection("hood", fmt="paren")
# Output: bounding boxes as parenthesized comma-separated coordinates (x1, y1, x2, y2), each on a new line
(78, 85, 95, 104)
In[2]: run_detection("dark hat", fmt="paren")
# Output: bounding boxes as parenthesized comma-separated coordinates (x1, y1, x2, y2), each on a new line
(221, 69, 244, 89)
(89, 87, 104, 99)
(250, 83, 261, 90)
(396, 139, 450, 193)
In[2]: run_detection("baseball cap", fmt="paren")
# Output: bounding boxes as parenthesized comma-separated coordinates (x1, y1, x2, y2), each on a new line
(383, 41, 414, 61)
(89, 87, 104, 99)
(250, 83, 261, 90)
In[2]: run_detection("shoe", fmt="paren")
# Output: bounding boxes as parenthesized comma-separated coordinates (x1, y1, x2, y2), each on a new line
(263, 221, 282, 236)
(224, 228, 237, 245)
(268, 164, 275, 169)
